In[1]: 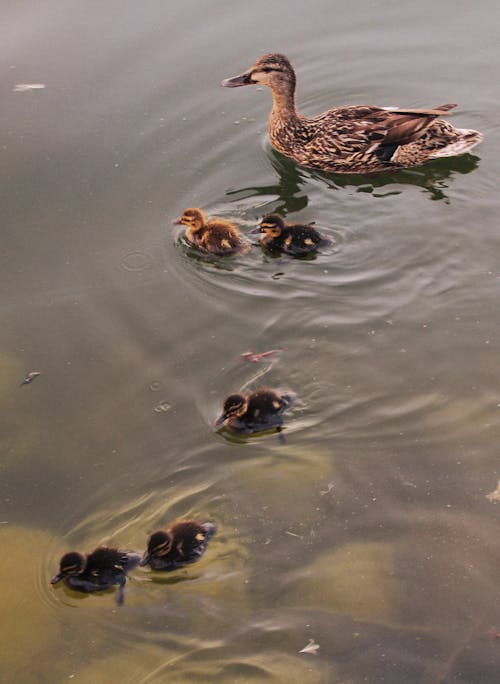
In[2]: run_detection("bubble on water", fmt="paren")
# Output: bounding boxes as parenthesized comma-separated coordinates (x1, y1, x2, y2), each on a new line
(154, 401, 171, 414)
(120, 251, 153, 272)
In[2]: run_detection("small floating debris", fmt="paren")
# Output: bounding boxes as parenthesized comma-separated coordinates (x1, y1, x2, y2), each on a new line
(299, 639, 320, 655)
(20, 371, 41, 387)
(320, 482, 334, 496)
(285, 530, 302, 539)
(240, 348, 284, 363)
(486, 480, 500, 502)
(13, 83, 46, 92)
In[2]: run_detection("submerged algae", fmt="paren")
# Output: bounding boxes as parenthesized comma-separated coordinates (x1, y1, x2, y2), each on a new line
(74, 646, 331, 683)
(0, 526, 61, 680)
(282, 541, 404, 626)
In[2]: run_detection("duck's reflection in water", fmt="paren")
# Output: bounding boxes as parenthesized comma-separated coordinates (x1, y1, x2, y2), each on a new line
(227, 149, 480, 211)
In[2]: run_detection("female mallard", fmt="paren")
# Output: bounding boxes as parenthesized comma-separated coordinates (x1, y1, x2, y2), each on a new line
(222, 54, 483, 174)
(215, 387, 294, 434)
(173, 208, 249, 255)
(51, 546, 141, 605)
(140, 520, 216, 571)
(259, 213, 327, 256)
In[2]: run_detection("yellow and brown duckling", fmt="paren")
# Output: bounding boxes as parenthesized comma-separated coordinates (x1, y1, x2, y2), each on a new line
(140, 520, 216, 571)
(173, 208, 249, 255)
(51, 546, 141, 605)
(259, 213, 327, 256)
(215, 387, 294, 434)
(222, 53, 483, 174)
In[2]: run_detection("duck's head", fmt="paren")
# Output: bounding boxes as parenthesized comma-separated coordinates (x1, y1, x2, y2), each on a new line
(172, 208, 206, 233)
(140, 530, 173, 566)
(222, 54, 295, 92)
(215, 393, 247, 427)
(51, 551, 86, 584)
(259, 214, 286, 239)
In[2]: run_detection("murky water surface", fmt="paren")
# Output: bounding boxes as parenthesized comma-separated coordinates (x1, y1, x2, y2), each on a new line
(2, 1, 500, 681)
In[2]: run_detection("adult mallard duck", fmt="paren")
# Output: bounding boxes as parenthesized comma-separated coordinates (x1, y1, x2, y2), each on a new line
(140, 520, 216, 571)
(173, 208, 249, 255)
(51, 547, 141, 605)
(222, 54, 483, 174)
(259, 213, 328, 256)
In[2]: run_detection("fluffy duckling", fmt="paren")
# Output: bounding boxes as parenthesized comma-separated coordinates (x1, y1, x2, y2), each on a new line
(222, 53, 483, 174)
(173, 208, 248, 255)
(140, 520, 216, 571)
(259, 213, 326, 256)
(215, 387, 294, 433)
(51, 547, 141, 605)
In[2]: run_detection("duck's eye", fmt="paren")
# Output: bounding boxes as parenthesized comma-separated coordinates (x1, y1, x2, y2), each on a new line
(261, 67, 274, 73)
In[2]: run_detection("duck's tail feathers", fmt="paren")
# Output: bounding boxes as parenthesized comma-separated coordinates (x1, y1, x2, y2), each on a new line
(429, 128, 483, 158)
(382, 103, 457, 116)
(432, 103, 458, 114)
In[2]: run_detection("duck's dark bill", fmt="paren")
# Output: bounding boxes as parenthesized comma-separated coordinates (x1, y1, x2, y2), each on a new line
(221, 73, 252, 88)
(50, 573, 63, 584)
(139, 553, 151, 567)
(214, 414, 226, 427)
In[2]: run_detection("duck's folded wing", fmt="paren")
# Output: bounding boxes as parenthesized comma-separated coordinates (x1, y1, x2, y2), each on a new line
(370, 104, 457, 146)
(86, 547, 128, 573)
(200, 225, 237, 254)
(305, 103, 458, 152)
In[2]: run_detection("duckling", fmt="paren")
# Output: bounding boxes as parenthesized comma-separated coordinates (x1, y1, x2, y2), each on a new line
(140, 520, 216, 571)
(51, 547, 141, 605)
(215, 387, 294, 434)
(259, 213, 327, 256)
(222, 54, 483, 174)
(173, 208, 248, 255)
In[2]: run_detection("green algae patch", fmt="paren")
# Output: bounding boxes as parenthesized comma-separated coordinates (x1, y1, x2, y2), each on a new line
(282, 541, 403, 626)
(0, 525, 61, 679)
(163, 652, 332, 683)
(73, 648, 331, 683)
(61, 645, 177, 684)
